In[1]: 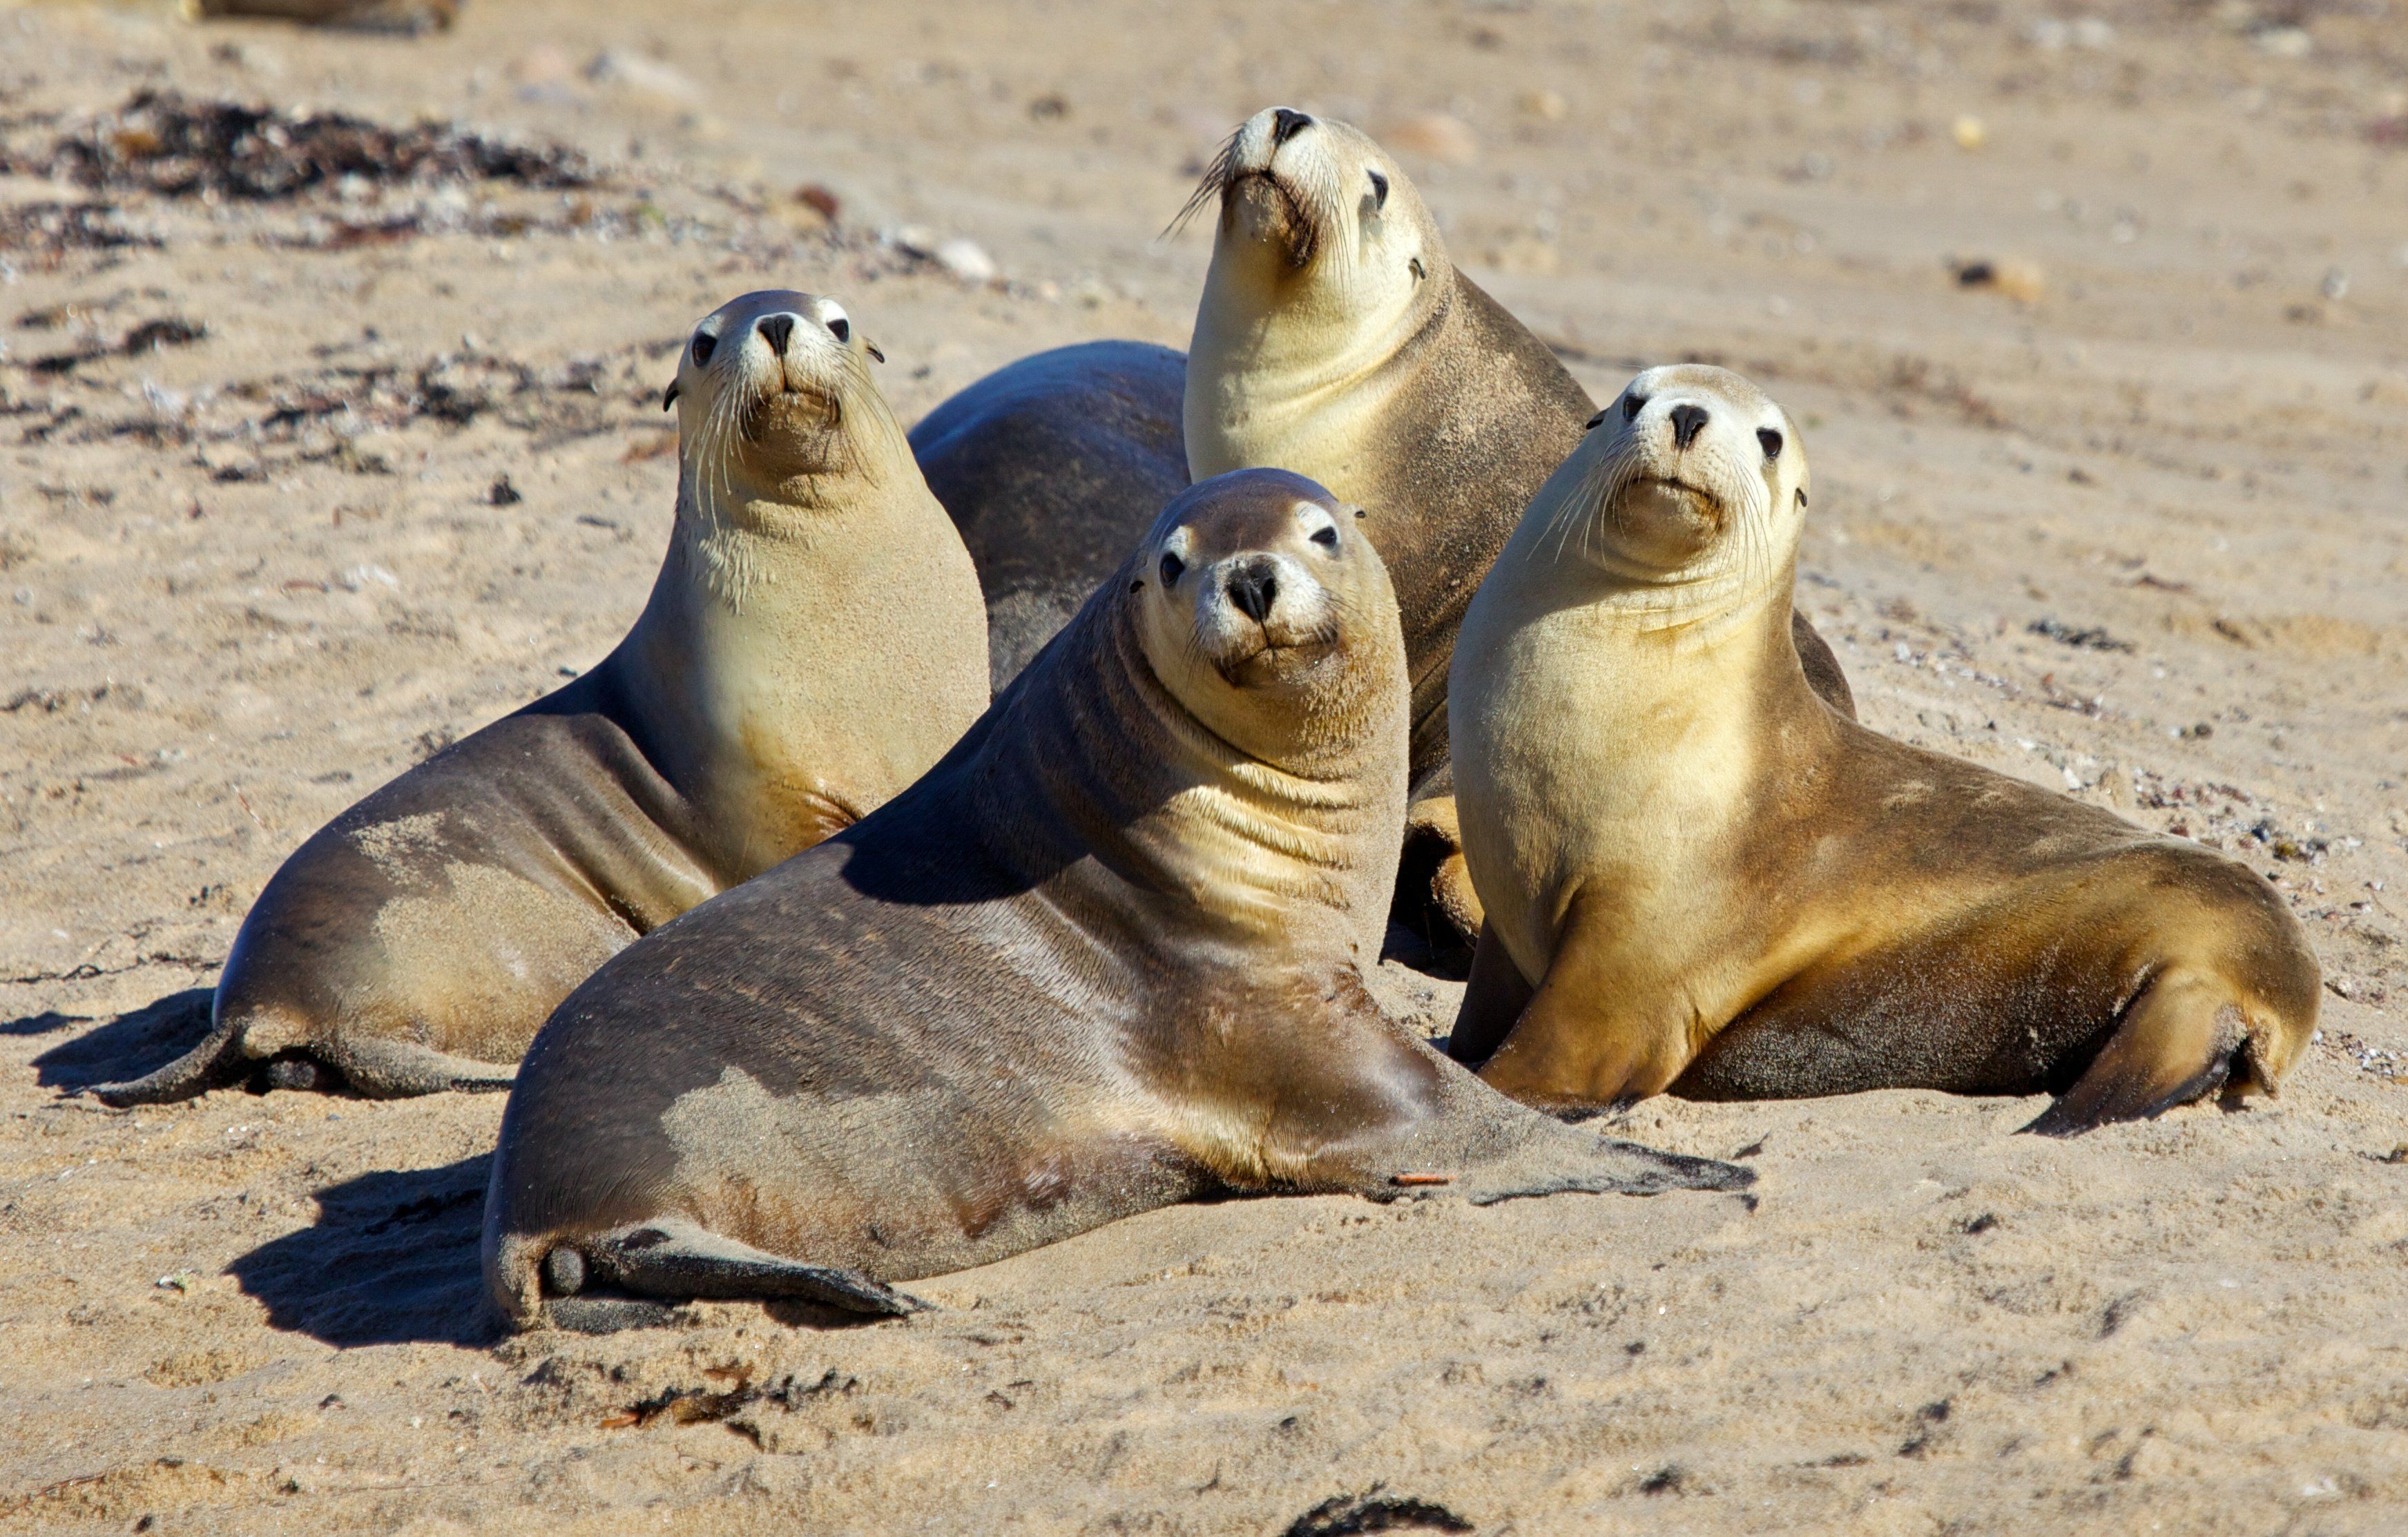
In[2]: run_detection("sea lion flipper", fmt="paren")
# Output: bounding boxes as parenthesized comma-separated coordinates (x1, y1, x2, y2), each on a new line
(577, 1218, 929, 1318)
(1443, 1130, 1754, 1205)
(328, 1038, 517, 1099)
(2022, 972, 2248, 1137)
(86, 1008, 246, 1107)
(1446, 921, 1533, 1068)
(1790, 607, 1856, 719)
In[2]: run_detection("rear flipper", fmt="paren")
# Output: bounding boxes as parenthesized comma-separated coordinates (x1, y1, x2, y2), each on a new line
(1362, 1121, 1753, 1207)
(88, 1011, 247, 1107)
(327, 1038, 516, 1099)
(2025, 973, 2258, 1137)
(546, 1217, 927, 1321)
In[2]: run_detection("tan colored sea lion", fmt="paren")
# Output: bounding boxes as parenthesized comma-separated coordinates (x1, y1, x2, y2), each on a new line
(1447, 364, 2320, 1133)
(1182, 106, 1854, 958)
(93, 290, 988, 1104)
(483, 469, 1749, 1329)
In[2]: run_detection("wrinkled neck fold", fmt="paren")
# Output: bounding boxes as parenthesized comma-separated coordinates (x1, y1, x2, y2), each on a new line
(965, 580, 1398, 947)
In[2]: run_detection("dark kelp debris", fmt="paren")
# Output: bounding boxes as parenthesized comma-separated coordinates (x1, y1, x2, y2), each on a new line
(2028, 617, 2136, 652)
(0, 89, 596, 201)
(1283, 1487, 1475, 1537)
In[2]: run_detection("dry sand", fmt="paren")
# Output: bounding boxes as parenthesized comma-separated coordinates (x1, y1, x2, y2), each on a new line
(3, 1, 2407, 1531)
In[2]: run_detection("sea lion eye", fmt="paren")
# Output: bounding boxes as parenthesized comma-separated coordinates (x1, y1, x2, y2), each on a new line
(1757, 428, 1784, 460)
(827, 316, 850, 343)
(1622, 393, 1645, 420)
(1311, 525, 1339, 550)
(1583, 411, 1607, 430)
(1367, 171, 1389, 211)
(1159, 552, 1186, 587)
(691, 331, 716, 366)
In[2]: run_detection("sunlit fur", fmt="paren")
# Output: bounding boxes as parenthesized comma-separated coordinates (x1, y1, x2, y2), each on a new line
(1182, 108, 1443, 476)
(1451, 365, 2318, 1132)
(669, 289, 906, 608)
(1516, 364, 1806, 621)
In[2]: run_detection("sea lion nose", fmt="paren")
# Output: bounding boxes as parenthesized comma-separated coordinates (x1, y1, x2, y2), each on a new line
(1271, 108, 1313, 146)
(1227, 560, 1279, 624)
(1668, 403, 1710, 450)
(757, 313, 797, 356)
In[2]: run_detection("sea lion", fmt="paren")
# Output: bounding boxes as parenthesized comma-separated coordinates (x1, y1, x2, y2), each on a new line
(483, 469, 1748, 1328)
(1185, 106, 1852, 955)
(1447, 364, 2320, 1133)
(93, 290, 988, 1104)
(909, 340, 1187, 692)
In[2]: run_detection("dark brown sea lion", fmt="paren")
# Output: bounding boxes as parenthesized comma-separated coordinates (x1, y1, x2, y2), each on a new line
(92, 291, 988, 1103)
(1448, 364, 2320, 1134)
(483, 468, 1748, 1329)
(909, 340, 1188, 693)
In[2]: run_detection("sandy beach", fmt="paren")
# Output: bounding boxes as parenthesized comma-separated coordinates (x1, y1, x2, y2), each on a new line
(3, 0, 2407, 1530)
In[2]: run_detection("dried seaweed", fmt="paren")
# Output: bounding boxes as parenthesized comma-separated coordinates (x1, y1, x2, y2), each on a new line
(0, 89, 595, 202)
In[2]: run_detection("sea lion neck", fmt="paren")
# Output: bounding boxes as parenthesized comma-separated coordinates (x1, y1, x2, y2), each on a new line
(965, 580, 1403, 951)
(1186, 242, 1452, 461)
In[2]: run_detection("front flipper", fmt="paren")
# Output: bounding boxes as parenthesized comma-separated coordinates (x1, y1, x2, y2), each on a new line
(564, 1217, 927, 1317)
(2024, 972, 2250, 1137)
(1476, 931, 1698, 1114)
(1447, 920, 1534, 1068)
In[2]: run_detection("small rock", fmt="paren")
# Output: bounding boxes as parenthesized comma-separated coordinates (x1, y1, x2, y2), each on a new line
(587, 50, 700, 104)
(489, 474, 522, 506)
(1954, 258, 2045, 304)
(1951, 115, 1987, 151)
(2254, 26, 2313, 58)
(507, 44, 576, 87)
(933, 238, 996, 284)
(792, 183, 840, 223)
(1519, 89, 1568, 122)
(1385, 113, 1479, 165)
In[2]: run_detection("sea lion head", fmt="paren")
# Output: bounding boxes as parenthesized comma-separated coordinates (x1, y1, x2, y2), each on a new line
(664, 288, 903, 519)
(1534, 363, 1809, 583)
(1130, 467, 1403, 768)
(1184, 107, 1445, 336)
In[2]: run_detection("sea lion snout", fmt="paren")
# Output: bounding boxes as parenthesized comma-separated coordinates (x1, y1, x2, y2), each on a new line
(1144, 470, 1367, 686)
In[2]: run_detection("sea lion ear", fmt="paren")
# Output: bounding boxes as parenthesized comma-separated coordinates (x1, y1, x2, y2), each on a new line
(865, 340, 886, 364)
(662, 380, 680, 412)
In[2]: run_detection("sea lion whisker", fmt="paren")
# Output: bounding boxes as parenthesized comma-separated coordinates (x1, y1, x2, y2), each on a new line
(1164, 130, 1242, 240)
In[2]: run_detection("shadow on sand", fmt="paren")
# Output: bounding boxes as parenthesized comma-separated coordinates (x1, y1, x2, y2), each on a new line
(229, 1153, 499, 1349)
(26, 988, 214, 1091)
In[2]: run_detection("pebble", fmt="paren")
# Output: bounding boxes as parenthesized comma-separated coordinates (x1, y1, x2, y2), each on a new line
(1519, 89, 1568, 122)
(934, 238, 997, 284)
(586, 50, 700, 104)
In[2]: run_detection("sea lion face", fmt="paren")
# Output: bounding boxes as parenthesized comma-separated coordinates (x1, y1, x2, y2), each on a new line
(666, 289, 886, 506)
(1190, 107, 1441, 328)
(1134, 468, 1393, 762)
(1552, 364, 1809, 578)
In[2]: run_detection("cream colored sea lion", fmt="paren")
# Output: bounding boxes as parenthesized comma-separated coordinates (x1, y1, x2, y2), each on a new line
(93, 290, 988, 1103)
(1182, 106, 1853, 958)
(483, 469, 1748, 1329)
(1447, 364, 2320, 1133)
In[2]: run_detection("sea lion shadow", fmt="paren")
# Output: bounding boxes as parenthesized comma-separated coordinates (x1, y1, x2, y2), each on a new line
(228, 1153, 500, 1349)
(30, 987, 213, 1091)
